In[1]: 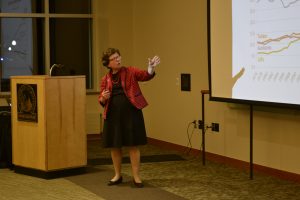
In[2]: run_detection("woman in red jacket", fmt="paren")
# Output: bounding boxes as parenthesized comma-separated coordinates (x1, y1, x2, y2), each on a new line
(98, 48, 160, 188)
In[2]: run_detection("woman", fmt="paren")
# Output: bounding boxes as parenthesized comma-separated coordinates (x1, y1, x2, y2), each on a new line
(98, 48, 160, 188)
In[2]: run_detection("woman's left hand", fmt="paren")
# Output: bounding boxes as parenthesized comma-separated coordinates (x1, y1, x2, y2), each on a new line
(148, 56, 160, 74)
(148, 56, 160, 68)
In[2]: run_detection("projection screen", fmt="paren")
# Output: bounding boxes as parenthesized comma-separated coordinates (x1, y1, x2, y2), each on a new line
(208, 0, 300, 108)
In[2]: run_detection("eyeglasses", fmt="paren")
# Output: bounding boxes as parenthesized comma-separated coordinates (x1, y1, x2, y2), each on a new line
(109, 55, 121, 61)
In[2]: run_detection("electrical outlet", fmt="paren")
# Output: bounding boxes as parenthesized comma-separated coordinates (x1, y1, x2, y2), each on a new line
(193, 120, 197, 128)
(198, 120, 204, 129)
(211, 123, 219, 132)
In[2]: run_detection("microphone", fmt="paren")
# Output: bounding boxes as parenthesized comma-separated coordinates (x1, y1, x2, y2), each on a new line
(6, 97, 11, 107)
(50, 64, 63, 76)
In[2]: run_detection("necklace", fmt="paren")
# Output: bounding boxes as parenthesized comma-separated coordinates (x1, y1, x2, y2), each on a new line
(112, 73, 120, 84)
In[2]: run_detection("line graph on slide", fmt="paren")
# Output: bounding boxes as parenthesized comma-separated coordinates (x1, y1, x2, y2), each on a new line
(253, 0, 300, 77)
(231, 0, 300, 104)
(257, 32, 300, 55)
(233, 0, 300, 83)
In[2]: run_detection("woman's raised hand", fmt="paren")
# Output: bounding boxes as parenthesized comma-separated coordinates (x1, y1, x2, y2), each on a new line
(148, 56, 160, 74)
(148, 56, 160, 68)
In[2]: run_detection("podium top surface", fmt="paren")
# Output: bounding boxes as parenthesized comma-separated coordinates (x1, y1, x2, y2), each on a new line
(10, 75, 85, 80)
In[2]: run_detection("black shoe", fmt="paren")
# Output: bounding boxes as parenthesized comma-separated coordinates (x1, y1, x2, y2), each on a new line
(107, 176, 123, 186)
(133, 179, 144, 188)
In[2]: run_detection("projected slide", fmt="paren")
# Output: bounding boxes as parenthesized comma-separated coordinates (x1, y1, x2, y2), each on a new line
(232, 0, 300, 104)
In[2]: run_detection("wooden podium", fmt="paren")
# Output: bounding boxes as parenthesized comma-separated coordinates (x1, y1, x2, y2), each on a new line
(10, 75, 87, 175)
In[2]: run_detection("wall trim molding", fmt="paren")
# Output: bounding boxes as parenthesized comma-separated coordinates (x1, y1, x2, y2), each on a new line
(87, 133, 101, 140)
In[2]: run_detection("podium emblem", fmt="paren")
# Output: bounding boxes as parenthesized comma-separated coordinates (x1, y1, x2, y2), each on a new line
(17, 84, 38, 122)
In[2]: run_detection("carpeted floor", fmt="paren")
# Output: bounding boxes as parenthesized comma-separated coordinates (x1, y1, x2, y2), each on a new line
(1, 140, 300, 200)
(82, 140, 300, 200)
(66, 165, 186, 200)
(0, 168, 105, 200)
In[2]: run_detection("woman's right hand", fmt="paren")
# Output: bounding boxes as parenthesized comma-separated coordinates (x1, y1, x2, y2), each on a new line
(100, 89, 110, 103)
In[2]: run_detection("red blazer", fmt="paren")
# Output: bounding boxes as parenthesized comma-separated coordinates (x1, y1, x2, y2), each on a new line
(98, 66, 155, 119)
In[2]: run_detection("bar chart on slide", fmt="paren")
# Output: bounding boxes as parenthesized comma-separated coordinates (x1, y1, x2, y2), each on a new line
(232, 0, 300, 103)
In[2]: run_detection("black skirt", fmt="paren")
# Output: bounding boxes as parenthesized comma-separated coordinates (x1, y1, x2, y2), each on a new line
(102, 83, 147, 148)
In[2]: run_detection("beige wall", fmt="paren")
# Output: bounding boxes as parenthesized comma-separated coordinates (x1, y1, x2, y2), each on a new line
(87, 0, 135, 133)
(132, 0, 207, 146)
(89, 0, 300, 175)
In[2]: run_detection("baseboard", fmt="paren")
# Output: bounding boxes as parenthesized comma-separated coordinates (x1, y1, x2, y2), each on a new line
(147, 137, 300, 183)
(14, 165, 87, 179)
(87, 133, 101, 140)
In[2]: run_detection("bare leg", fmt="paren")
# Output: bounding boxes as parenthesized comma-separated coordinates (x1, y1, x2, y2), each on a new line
(129, 146, 142, 183)
(110, 148, 122, 181)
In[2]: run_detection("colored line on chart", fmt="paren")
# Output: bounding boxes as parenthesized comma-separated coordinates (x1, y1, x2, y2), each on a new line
(257, 32, 300, 45)
(258, 38, 300, 54)
(256, 0, 300, 8)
